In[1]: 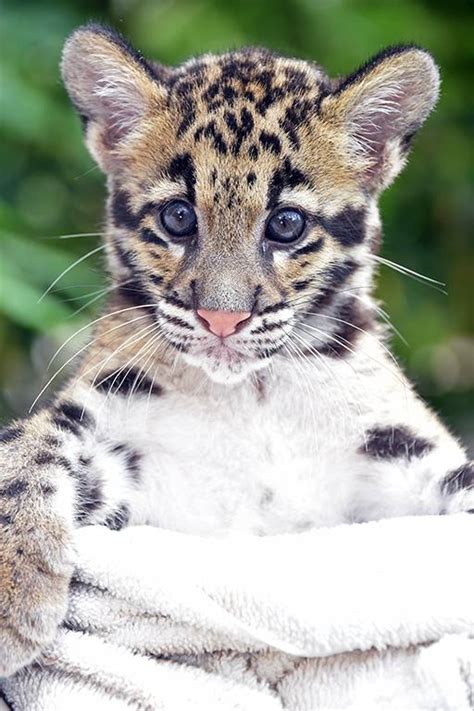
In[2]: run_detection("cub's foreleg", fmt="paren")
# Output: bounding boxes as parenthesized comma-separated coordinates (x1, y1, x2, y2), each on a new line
(0, 397, 136, 677)
(353, 423, 474, 521)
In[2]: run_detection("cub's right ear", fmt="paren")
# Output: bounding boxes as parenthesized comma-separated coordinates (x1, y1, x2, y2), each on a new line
(61, 24, 166, 171)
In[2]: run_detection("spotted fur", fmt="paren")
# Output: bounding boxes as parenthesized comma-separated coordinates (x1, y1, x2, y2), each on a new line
(1, 25, 472, 678)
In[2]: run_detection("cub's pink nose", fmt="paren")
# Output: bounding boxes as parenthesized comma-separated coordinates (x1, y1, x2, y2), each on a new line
(197, 309, 251, 338)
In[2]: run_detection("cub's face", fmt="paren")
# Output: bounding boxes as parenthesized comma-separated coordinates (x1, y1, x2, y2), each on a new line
(62, 25, 439, 384)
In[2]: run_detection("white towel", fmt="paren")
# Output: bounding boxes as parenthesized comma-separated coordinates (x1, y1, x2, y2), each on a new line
(1, 514, 473, 710)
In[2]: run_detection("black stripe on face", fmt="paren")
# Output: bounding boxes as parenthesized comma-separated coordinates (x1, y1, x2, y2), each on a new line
(442, 462, 474, 496)
(360, 425, 434, 460)
(111, 190, 139, 230)
(113, 241, 137, 272)
(0, 425, 24, 444)
(117, 280, 156, 310)
(168, 153, 197, 203)
(158, 311, 194, 330)
(140, 228, 168, 249)
(95, 368, 163, 397)
(310, 259, 358, 311)
(318, 207, 366, 246)
(314, 297, 374, 358)
(111, 191, 155, 231)
(260, 301, 287, 315)
(256, 343, 285, 359)
(250, 319, 288, 335)
(291, 237, 324, 258)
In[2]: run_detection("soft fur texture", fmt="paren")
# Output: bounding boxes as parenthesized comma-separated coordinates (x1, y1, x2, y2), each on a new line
(1, 515, 474, 710)
(0, 25, 473, 680)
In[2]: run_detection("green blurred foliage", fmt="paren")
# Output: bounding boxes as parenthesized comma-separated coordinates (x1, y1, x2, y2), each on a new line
(0, 0, 473, 446)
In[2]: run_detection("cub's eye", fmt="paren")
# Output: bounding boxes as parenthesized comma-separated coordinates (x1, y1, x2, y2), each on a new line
(265, 208, 306, 244)
(161, 200, 197, 237)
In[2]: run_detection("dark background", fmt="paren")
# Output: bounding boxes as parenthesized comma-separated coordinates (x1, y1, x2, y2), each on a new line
(1, 0, 473, 450)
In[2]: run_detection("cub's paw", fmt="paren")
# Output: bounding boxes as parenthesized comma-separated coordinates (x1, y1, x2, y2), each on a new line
(0, 516, 74, 677)
(441, 462, 474, 514)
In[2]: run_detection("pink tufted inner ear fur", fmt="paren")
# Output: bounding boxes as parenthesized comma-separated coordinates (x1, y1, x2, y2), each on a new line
(321, 47, 440, 191)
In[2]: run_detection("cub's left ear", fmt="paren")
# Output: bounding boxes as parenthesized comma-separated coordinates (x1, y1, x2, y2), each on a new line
(320, 47, 440, 191)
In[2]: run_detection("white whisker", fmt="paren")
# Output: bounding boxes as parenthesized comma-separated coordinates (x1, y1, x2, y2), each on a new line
(371, 254, 447, 293)
(39, 245, 105, 301)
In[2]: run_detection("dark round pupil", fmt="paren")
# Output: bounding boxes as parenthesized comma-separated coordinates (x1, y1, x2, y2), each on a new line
(267, 208, 305, 243)
(161, 200, 196, 236)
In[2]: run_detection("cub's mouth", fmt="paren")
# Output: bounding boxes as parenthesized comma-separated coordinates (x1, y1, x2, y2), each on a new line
(183, 341, 261, 384)
(156, 299, 293, 384)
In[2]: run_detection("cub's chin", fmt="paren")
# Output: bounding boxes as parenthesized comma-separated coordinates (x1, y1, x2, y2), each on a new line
(183, 345, 267, 385)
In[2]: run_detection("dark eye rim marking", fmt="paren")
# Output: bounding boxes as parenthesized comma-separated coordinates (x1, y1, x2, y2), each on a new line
(140, 228, 168, 249)
(265, 206, 307, 245)
(291, 236, 324, 258)
(160, 199, 197, 239)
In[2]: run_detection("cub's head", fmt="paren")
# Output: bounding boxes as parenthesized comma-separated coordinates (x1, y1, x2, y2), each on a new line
(62, 24, 439, 384)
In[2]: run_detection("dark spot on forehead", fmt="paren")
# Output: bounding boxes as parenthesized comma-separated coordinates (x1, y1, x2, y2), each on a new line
(283, 66, 311, 92)
(247, 171, 256, 187)
(222, 85, 237, 103)
(202, 81, 219, 103)
(248, 144, 259, 161)
(168, 153, 196, 203)
(259, 131, 282, 155)
(203, 120, 228, 155)
(223, 107, 255, 156)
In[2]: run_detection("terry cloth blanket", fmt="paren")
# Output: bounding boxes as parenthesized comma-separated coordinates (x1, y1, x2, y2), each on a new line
(1, 514, 473, 711)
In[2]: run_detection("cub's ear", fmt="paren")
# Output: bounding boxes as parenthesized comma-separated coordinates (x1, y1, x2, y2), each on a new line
(320, 46, 440, 191)
(61, 24, 166, 171)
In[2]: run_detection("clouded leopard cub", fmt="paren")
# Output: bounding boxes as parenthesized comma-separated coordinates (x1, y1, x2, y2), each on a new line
(0, 24, 472, 676)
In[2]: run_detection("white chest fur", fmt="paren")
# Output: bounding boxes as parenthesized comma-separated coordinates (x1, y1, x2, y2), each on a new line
(77, 342, 460, 535)
(83, 356, 374, 535)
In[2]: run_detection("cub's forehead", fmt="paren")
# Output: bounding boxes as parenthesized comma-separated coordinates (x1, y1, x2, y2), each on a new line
(143, 49, 333, 209)
(165, 48, 330, 151)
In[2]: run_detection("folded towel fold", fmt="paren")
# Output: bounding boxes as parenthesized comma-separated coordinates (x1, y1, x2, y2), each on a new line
(2, 514, 473, 710)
